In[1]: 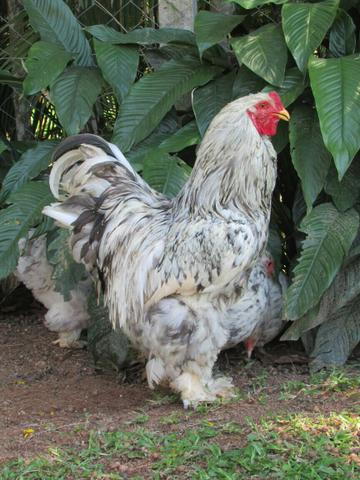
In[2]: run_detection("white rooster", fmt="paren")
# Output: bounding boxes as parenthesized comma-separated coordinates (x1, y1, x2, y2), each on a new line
(43, 91, 289, 407)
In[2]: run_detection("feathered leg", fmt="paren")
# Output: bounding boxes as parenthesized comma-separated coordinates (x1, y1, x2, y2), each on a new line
(142, 297, 234, 408)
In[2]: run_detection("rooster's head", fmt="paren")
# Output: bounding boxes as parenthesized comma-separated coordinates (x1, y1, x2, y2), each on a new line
(247, 91, 290, 137)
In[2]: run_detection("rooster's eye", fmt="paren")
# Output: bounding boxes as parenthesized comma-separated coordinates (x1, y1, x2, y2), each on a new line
(259, 103, 267, 109)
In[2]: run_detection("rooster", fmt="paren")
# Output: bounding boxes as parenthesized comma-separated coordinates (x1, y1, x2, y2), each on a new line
(43, 91, 289, 407)
(16, 234, 91, 347)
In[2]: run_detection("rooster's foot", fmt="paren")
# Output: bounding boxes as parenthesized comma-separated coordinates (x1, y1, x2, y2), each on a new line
(207, 376, 235, 399)
(171, 372, 216, 409)
(52, 335, 87, 349)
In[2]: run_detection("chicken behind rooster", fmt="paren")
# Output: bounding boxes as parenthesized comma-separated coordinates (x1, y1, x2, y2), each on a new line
(16, 234, 91, 347)
(242, 255, 287, 358)
(43, 92, 289, 407)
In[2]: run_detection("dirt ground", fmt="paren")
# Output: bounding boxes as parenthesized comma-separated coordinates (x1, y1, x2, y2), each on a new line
(1, 304, 359, 467)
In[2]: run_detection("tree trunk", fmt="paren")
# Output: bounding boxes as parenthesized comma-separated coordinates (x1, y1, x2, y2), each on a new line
(158, 0, 197, 31)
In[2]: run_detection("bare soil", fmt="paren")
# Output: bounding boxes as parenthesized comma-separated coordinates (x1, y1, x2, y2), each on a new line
(1, 305, 359, 465)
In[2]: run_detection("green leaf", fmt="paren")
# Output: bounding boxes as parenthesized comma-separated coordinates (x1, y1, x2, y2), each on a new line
(23, 0, 93, 66)
(86, 25, 196, 46)
(0, 181, 54, 279)
(47, 229, 88, 301)
(262, 67, 306, 107)
(329, 9, 356, 57)
(325, 156, 360, 211)
(285, 203, 359, 320)
(23, 41, 73, 95)
(159, 121, 200, 153)
(310, 297, 360, 371)
(281, 305, 320, 341)
(0, 140, 8, 155)
(0, 69, 21, 86)
(283, 248, 360, 341)
(232, 66, 266, 99)
(112, 59, 222, 152)
(309, 55, 360, 179)
(127, 112, 178, 171)
(142, 151, 191, 198)
(231, 24, 287, 86)
(50, 67, 102, 135)
(282, 0, 339, 72)
(231, 0, 288, 8)
(87, 293, 130, 371)
(272, 121, 289, 154)
(315, 255, 360, 330)
(194, 11, 245, 58)
(94, 40, 139, 103)
(289, 105, 331, 212)
(193, 72, 235, 137)
(0, 141, 56, 202)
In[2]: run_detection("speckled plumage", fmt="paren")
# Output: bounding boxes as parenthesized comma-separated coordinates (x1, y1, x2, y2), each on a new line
(43, 92, 281, 406)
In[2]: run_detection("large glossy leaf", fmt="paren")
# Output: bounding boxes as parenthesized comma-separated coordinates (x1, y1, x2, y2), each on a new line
(0, 140, 7, 155)
(285, 203, 359, 320)
(194, 11, 245, 58)
(23, 0, 93, 66)
(315, 255, 360, 330)
(282, 0, 339, 72)
(0, 182, 54, 279)
(142, 152, 191, 198)
(0, 142, 56, 202)
(193, 72, 235, 137)
(281, 305, 319, 341)
(127, 112, 178, 171)
(94, 40, 139, 103)
(310, 297, 360, 371)
(86, 26, 196, 46)
(262, 67, 306, 107)
(232, 66, 266, 99)
(283, 251, 360, 340)
(289, 105, 331, 212)
(23, 41, 73, 95)
(159, 121, 200, 153)
(0, 69, 22, 86)
(329, 9, 356, 57)
(50, 67, 102, 135)
(231, 24, 287, 86)
(112, 59, 221, 152)
(231, 0, 288, 8)
(309, 55, 360, 179)
(272, 121, 289, 154)
(325, 156, 360, 211)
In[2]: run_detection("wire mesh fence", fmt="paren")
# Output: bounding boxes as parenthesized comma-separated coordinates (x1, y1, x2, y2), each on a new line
(0, 0, 227, 142)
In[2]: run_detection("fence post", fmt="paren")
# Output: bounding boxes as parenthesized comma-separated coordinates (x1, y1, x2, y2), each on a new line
(158, 0, 197, 31)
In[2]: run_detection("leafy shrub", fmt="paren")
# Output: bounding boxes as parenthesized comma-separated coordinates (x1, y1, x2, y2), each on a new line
(1, 0, 360, 370)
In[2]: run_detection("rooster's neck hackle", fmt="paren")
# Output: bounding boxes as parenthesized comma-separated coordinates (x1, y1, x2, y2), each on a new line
(177, 96, 277, 215)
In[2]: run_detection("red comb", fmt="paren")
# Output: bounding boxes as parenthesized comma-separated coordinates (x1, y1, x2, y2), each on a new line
(268, 91, 284, 109)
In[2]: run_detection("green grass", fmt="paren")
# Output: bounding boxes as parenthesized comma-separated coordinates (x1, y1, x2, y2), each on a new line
(279, 368, 360, 400)
(2, 411, 359, 479)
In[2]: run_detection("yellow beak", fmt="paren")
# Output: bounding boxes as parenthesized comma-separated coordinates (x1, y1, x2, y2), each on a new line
(276, 108, 290, 121)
